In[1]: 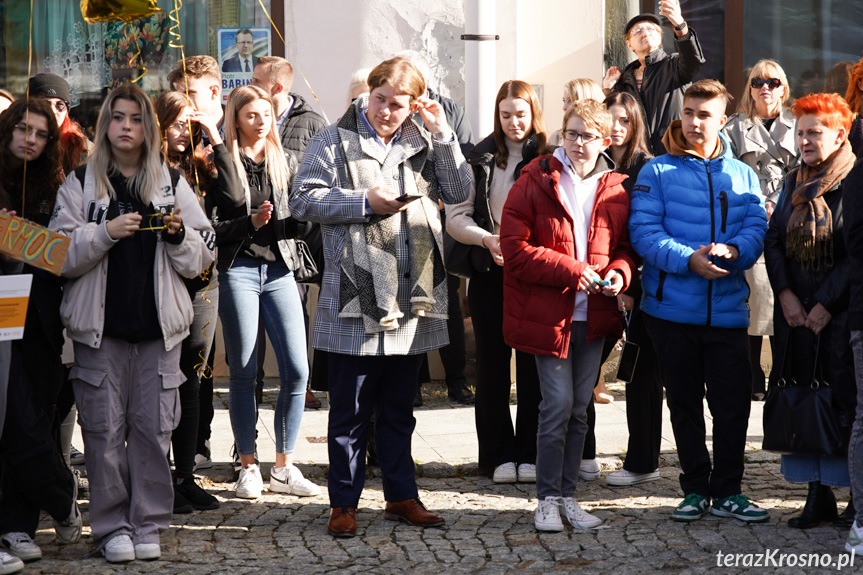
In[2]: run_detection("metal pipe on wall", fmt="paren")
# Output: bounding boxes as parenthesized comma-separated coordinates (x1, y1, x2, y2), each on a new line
(463, 0, 497, 139)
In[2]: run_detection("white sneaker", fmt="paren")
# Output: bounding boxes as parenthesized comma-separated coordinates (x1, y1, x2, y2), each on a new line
(235, 464, 264, 499)
(102, 534, 134, 563)
(534, 497, 564, 532)
(846, 519, 863, 554)
(134, 543, 161, 560)
(606, 468, 660, 486)
(578, 459, 600, 481)
(517, 463, 536, 483)
(493, 462, 517, 484)
(269, 465, 322, 496)
(194, 440, 213, 472)
(561, 497, 601, 529)
(54, 470, 82, 545)
(0, 551, 22, 574)
(0, 533, 40, 562)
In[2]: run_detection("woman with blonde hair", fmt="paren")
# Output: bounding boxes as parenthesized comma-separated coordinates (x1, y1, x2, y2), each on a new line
(215, 85, 320, 501)
(723, 59, 798, 402)
(49, 83, 215, 562)
(550, 78, 604, 146)
(448, 80, 552, 484)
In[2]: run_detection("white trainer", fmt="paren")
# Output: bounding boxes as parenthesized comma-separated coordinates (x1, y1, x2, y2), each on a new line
(578, 459, 601, 481)
(54, 470, 82, 545)
(534, 497, 564, 532)
(269, 465, 322, 496)
(235, 464, 264, 499)
(0, 533, 40, 562)
(0, 550, 22, 574)
(606, 468, 660, 486)
(561, 497, 601, 529)
(846, 519, 863, 554)
(492, 462, 517, 484)
(134, 543, 161, 560)
(102, 534, 134, 563)
(517, 463, 536, 483)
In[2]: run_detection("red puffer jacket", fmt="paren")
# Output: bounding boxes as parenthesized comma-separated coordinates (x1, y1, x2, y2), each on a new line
(500, 155, 636, 358)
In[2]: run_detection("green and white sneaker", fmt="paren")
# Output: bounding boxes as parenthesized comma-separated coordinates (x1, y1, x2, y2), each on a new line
(672, 493, 710, 522)
(710, 494, 769, 523)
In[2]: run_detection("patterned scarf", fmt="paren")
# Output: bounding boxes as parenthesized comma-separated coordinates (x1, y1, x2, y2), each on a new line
(335, 102, 448, 333)
(787, 140, 855, 270)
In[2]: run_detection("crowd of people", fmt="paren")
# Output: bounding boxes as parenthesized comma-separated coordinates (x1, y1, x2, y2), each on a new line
(2, 0, 863, 569)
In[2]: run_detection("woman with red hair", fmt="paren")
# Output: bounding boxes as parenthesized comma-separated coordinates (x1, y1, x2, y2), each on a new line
(845, 58, 863, 156)
(764, 92, 857, 529)
(27, 74, 92, 175)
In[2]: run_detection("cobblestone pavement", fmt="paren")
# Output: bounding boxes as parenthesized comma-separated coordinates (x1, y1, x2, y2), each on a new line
(19, 382, 859, 574)
(17, 455, 857, 574)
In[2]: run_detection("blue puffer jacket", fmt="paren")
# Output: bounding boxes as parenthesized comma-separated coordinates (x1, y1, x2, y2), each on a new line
(629, 133, 767, 328)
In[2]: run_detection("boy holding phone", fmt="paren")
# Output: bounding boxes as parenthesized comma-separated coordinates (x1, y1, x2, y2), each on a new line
(500, 100, 636, 531)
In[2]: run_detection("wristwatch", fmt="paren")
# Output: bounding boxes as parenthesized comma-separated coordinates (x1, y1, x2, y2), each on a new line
(673, 21, 687, 31)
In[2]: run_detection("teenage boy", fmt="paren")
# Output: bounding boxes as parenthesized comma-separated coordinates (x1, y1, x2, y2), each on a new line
(167, 56, 225, 144)
(629, 79, 768, 522)
(501, 100, 636, 531)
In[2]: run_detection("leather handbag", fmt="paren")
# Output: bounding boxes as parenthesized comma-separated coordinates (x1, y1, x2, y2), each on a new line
(762, 331, 846, 456)
(292, 222, 324, 285)
(444, 230, 491, 279)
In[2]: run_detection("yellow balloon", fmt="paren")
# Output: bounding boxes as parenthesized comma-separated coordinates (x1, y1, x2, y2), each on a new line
(80, 0, 160, 24)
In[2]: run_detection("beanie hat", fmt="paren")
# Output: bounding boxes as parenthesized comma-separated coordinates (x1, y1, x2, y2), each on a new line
(28, 73, 71, 107)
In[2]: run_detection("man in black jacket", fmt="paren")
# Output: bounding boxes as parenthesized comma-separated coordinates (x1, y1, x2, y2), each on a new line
(603, 0, 705, 155)
(252, 56, 326, 164)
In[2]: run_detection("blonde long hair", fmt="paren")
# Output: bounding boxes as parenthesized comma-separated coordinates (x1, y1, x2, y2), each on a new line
(90, 84, 163, 205)
(224, 85, 290, 195)
(738, 60, 790, 121)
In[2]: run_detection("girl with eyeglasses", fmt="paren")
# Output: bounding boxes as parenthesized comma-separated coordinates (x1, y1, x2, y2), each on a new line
(49, 83, 215, 563)
(447, 80, 552, 485)
(154, 91, 234, 515)
(0, 98, 83, 568)
(722, 60, 798, 406)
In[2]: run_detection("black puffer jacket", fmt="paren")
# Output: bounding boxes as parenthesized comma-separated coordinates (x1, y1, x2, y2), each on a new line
(279, 93, 326, 164)
(611, 28, 705, 156)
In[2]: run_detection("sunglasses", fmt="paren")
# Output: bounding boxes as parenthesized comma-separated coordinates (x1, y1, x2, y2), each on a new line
(751, 78, 782, 90)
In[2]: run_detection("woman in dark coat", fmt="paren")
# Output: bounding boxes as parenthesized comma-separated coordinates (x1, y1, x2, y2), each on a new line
(764, 92, 857, 529)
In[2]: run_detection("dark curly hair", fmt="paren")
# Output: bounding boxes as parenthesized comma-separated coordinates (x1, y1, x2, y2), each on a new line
(0, 98, 63, 224)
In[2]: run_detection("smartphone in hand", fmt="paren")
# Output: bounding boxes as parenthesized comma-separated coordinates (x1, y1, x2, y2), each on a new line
(396, 193, 423, 203)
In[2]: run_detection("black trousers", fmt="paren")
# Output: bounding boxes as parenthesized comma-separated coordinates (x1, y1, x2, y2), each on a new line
(173, 284, 218, 478)
(646, 315, 751, 499)
(469, 265, 541, 470)
(327, 353, 422, 507)
(0, 346, 74, 536)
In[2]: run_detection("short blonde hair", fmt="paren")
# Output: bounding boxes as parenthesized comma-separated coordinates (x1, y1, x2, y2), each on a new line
(563, 78, 604, 103)
(739, 60, 789, 121)
(257, 56, 294, 92)
(367, 57, 426, 102)
(563, 99, 612, 137)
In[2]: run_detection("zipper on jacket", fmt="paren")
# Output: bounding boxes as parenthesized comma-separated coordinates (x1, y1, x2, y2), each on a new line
(719, 191, 728, 234)
(706, 163, 715, 327)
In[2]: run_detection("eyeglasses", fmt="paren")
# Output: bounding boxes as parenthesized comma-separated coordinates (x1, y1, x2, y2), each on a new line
(628, 25, 659, 38)
(167, 120, 190, 132)
(563, 130, 603, 144)
(13, 123, 51, 142)
(751, 77, 782, 90)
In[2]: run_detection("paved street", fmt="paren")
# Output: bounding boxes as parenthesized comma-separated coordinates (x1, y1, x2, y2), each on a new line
(16, 381, 858, 574)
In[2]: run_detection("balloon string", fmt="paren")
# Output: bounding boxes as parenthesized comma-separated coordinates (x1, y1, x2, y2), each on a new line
(256, 0, 329, 124)
(167, 0, 201, 197)
(192, 265, 214, 379)
(125, 22, 147, 83)
(21, 0, 34, 218)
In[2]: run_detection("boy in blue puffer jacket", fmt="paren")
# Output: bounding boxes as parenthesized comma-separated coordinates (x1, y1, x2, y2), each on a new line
(629, 79, 768, 523)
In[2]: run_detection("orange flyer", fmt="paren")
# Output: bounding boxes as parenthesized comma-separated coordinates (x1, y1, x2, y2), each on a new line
(0, 274, 31, 340)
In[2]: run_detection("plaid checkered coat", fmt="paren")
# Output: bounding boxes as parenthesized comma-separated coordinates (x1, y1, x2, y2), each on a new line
(290, 95, 471, 356)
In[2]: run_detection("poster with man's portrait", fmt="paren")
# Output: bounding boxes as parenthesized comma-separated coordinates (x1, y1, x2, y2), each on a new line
(217, 27, 272, 104)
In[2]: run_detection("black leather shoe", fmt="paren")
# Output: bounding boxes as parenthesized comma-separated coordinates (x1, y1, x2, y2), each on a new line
(447, 382, 475, 405)
(835, 500, 856, 528)
(788, 481, 837, 529)
(413, 388, 424, 407)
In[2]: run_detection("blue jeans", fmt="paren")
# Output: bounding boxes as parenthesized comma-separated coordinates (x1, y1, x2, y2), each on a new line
(780, 454, 850, 487)
(533, 322, 604, 499)
(219, 258, 309, 456)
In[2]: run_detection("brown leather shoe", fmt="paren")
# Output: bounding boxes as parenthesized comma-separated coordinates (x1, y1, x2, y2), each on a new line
(327, 506, 357, 538)
(305, 390, 322, 410)
(384, 498, 445, 527)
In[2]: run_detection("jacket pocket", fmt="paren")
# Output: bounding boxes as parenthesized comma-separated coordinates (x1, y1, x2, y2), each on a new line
(159, 371, 185, 433)
(719, 191, 728, 234)
(656, 270, 667, 302)
(69, 366, 108, 432)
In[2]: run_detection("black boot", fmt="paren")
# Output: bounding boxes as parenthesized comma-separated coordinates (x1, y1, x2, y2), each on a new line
(835, 499, 856, 528)
(788, 481, 837, 529)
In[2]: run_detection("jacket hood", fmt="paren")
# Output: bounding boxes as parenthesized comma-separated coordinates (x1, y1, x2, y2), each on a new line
(288, 93, 316, 117)
(661, 119, 728, 160)
(522, 153, 627, 202)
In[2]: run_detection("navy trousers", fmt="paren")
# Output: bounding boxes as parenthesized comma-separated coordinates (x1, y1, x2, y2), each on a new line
(327, 353, 422, 508)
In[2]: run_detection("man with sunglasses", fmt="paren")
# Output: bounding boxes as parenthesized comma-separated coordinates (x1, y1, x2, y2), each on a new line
(602, 0, 705, 155)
